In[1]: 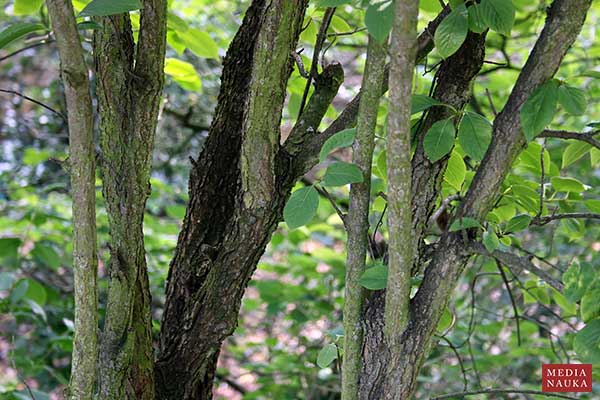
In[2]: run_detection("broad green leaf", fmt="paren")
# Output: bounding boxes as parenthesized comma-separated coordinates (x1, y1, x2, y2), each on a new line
(443, 151, 466, 191)
(449, 217, 481, 232)
(458, 111, 492, 161)
(585, 199, 600, 213)
(437, 307, 454, 333)
(31, 243, 61, 270)
(581, 280, 600, 322)
(591, 148, 600, 167)
(563, 262, 594, 302)
(434, 3, 468, 59)
(550, 176, 585, 193)
(79, 0, 141, 17)
(480, 0, 515, 35)
(520, 80, 558, 142)
(375, 150, 387, 181)
(331, 15, 352, 33)
(0, 238, 21, 261)
(23, 148, 51, 165)
(0, 23, 46, 50)
(574, 319, 600, 364)
(468, 3, 488, 33)
(13, 0, 43, 15)
(283, 186, 319, 229)
(482, 229, 499, 253)
(316, 343, 338, 368)
(22, 278, 47, 305)
(411, 94, 442, 114)
(322, 162, 363, 186)
(319, 128, 357, 162)
(167, 31, 186, 55)
(562, 141, 591, 169)
(316, 0, 352, 6)
(423, 118, 456, 162)
(552, 289, 577, 316)
(557, 85, 586, 116)
(164, 58, 202, 92)
(167, 12, 189, 32)
(504, 214, 531, 233)
(358, 263, 388, 290)
(365, 0, 394, 43)
(179, 28, 219, 60)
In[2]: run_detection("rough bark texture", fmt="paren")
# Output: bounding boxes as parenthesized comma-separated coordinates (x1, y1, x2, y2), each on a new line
(357, 31, 487, 399)
(93, 0, 167, 398)
(156, 2, 310, 398)
(382, 1, 419, 399)
(341, 36, 387, 400)
(375, 1, 591, 399)
(45, 1, 97, 398)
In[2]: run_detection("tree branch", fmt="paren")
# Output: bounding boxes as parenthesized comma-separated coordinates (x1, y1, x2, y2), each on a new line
(468, 241, 563, 292)
(532, 212, 600, 225)
(538, 129, 600, 150)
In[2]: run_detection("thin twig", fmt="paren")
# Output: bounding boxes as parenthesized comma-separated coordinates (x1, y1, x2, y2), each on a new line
(0, 39, 54, 63)
(496, 260, 521, 346)
(437, 336, 468, 392)
(485, 88, 497, 117)
(315, 184, 347, 226)
(532, 212, 600, 226)
(297, 7, 336, 118)
(0, 88, 66, 121)
(431, 389, 578, 400)
(539, 129, 600, 150)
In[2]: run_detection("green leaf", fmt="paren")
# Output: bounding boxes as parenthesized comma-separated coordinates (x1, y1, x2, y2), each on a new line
(23, 278, 47, 305)
(585, 199, 600, 213)
(316, 343, 338, 368)
(449, 217, 482, 232)
(358, 263, 388, 290)
(557, 85, 586, 116)
(375, 150, 387, 181)
(581, 280, 600, 322)
(437, 307, 454, 333)
(561, 141, 591, 169)
(574, 319, 600, 364)
(316, 0, 352, 6)
(423, 118, 456, 162)
(458, 111, 492, 161)
(365, 0, 394, 43)
(520, 80, 558, 141)
(563, 262, 595, 302)
(164, 58, 202, 92)
(504, 214, 531, 233)
(13, 0, 44, 15)
(23, 148, 51, 165)
(283, 186, 319, 229)
(0, 238, 21, 261)
(552, 289, 577, 316)
(468, 3, 488, 33)
(482, 228, 499, 253)
(167, 12, 189, 32)
(79, 0, 141, 17)
(480, 0, 515, 35)
(443, 151, 466, 191)
(550, 176, 585, 193)
(0, 23, 46, 51)
(322, 162, 363, 186)
(434, 3, 468, 59)
(179, 28, 219, 59)
(31, 243, 61, 270)
(411, 94, 442, 115)
(319, 128, 357, 162)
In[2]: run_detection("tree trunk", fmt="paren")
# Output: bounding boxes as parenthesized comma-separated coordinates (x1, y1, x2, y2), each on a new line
(45, 1, 98, 398)
(156, 1, 312, 398)
(341, 35, 387, 400)
(93, 0, 167, 398)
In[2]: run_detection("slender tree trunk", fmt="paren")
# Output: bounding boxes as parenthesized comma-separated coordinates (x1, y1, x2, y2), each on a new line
(360, 1, 591, 399)
(382, 0, 419, 398)
(93, 1, 167, 398)
(45, 1, 97, 398)
(341, 35, 387, 400)
(358, 30, 487, 399)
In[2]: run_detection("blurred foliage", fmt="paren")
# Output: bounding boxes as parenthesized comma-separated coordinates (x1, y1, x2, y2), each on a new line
(0, 0, 599, 399)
